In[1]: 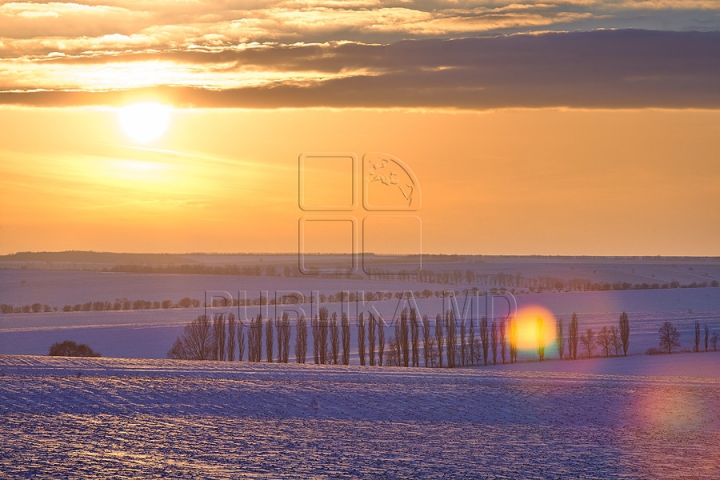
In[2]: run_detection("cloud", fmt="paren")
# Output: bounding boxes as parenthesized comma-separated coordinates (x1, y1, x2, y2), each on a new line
(2, 0, 719, 56)
(2, 30, 719, 110)
(0, 6, 594, 56)
(0, 2, 151, 38)
(1, 1, 719, 109)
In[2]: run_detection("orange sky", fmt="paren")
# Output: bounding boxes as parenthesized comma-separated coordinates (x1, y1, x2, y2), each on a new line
(1, 106, 718, 255)
(1, 1, 719, 255)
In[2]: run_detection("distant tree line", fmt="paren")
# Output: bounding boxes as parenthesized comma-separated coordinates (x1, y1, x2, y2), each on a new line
(7, 272, 719, 316)
(106, 263, 719, 292)
(1, 297, 202, 315)
(1, 303, 57, 314)
(0, 290, 434, 315)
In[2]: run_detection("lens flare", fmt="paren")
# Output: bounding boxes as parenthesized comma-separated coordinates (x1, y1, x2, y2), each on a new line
(511, 305, 557, 352)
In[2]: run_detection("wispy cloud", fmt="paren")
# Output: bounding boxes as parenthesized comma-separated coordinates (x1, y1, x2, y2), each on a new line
(2, 0, 718, 55)
(1, 1, 719, 109)
(0, 3, 601, 56)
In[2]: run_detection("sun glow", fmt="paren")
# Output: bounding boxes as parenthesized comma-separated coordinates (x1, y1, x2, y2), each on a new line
(512, 305, 557, 351)
(118, 103, 171, 143)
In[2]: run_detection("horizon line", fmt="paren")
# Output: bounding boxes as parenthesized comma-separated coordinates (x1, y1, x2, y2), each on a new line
(1, 250, 719, 261)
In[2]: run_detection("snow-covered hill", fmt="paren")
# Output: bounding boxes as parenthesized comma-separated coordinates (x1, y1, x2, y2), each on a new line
(1, 354, 718, 477)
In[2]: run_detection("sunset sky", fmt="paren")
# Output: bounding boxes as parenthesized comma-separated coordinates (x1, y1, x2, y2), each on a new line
(1, 1, 719, 255)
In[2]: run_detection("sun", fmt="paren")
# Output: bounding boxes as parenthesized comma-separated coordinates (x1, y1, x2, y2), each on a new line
(118, 103, 171, 143)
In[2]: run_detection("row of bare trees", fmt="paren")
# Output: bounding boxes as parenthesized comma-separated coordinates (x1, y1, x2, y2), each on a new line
(167, 309, 640, 366)
(382, 309, 519, 368)
(693, 321, 719, 353)
(169, 309, 513, 367)
(308, 308, 352, 365)
(555, 312, 630, 360)
(166, 309, 515, 366)
(652, 321, 719, 354)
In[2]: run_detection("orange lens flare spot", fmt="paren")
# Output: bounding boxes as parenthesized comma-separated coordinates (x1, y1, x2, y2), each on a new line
(512, 305, 557, 351)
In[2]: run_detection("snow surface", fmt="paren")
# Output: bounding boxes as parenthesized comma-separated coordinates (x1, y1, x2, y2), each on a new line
(487, 350, 720, 378)
(1, 354, 719, 478)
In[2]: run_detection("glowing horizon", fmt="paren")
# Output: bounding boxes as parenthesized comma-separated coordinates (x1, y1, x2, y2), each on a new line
(1, 106, 719, 256)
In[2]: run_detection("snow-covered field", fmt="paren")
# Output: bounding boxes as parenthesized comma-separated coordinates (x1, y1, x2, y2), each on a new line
(1, 354, 719, 478)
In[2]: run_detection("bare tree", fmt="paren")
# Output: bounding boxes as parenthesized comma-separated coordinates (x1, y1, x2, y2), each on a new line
(357, 312, 366, 366)
(619, 311, 629, 356)
(277, 312, 291, 363)
(312, 314, 319, 364)
(580, 328, 595, 357)
(368, 311, 376, 366)
(694, 321, 701, 353)
(265, 317, 274, 362)
(659, 321, 681, 354)
(536, 317, 545, 361)
(50, 340, 100, 357)
(276, 316, 285, 363)
(378, 315, 385, 366)
(395, 328, 403, 366)
(387, 337, 399, 366)
(711, 332, 718, 351)
(491, 320, 498, 365)
(246, 315, 256, 362)
(509, 316, 518, 363)
(213, 314, 226, 361)
(341, 312, 351, 365)
(480, 316, 489, 366)
(460, 319, 467, 366)
(400, 309, 410, 367)
(410, 309, 420, 367)
(445, 310, 457, 368)
(255, 315, 263, 362)
(556, 318, 565, 360)
(295, 315, 307, 363)
(227, 313, 237, 361)
(500, 319, 507, 364)
(167, 339, 187, 360)
(168, 315, 212, 360)
(422, 315, 431, 367)
(597, 326, 611, 357)
(428, 337, 438, 367)
(468, 319, 476, 366)
(435, 314, 444, 368)
(283, 313, 292, 363)
(318, 307, 329, 364)
(394, 319, 401, 366)
(395, 309, 408, 367)
(237, 320, 245, 362)
(330, 312, 340, 364)
(248, 314, 263, 362)
(705, 324, 710, 352)
(569, 313, 579, 360)
(610, 326, 621, 357)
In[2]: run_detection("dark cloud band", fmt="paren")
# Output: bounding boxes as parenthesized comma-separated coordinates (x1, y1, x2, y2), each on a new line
(3, 30, 719, 109)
